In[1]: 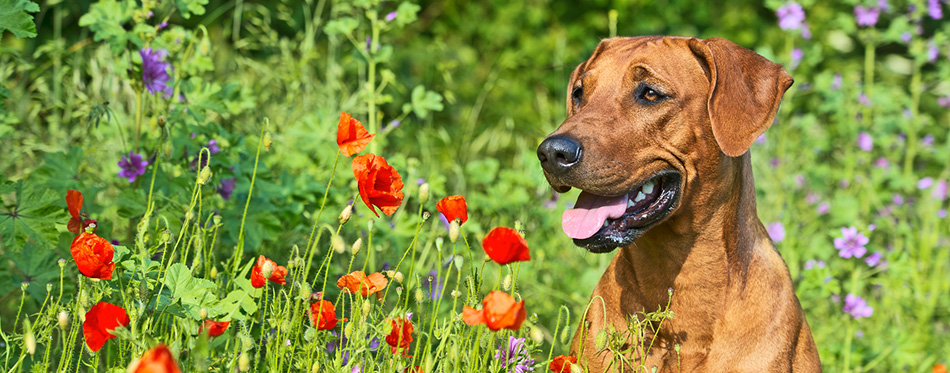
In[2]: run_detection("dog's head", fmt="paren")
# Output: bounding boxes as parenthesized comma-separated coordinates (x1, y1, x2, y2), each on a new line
(538, 36, 793, 253)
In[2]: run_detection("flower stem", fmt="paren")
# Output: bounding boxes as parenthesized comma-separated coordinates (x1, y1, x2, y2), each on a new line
(229, 119, 268, 280)
(302, 150, 341, 282)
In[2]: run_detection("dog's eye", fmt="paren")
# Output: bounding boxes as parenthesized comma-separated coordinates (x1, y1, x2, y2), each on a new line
(636, 85, 666, 104)
(572, 86, 583, 106)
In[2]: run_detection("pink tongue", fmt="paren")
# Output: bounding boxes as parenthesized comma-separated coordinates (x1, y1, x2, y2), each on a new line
(562, 192, 628, 239)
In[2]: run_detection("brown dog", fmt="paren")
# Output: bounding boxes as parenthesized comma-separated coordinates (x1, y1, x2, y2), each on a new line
(537, 36, 821, 372)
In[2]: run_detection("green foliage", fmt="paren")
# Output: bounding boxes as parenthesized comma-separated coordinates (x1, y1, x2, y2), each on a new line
(77, 0, 136, 54)
(0, 179, 61, 252)
(0, 0, 39, 38)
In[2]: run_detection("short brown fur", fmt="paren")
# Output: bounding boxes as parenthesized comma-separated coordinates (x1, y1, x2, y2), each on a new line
(541, 36, 821, 372)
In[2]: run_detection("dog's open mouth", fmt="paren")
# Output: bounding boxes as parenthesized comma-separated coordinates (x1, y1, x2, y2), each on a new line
(562, 171, 682, 253)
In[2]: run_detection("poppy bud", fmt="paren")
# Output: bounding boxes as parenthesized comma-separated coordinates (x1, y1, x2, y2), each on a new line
(674, 343, 681, 353)
(213, 213, 222, 226)
(210, 266, 218, 279)
(158, 115, 166, 128)
(571, 365, 583, 373)
(415, 288, 424, 303)
(299, 282, 312, 301)
(419, 183, 430, 204)
(502, 275, 512, 291)
(23, 320, 35, 355)
(339, 204, 353, 224)
(286, 258, 294, 270)
(161, 229, 172, 243)
(261, 261, 275, 280)
(367, 219, 375, 231)
(197, 166, 212, 185)
(311, 361, 320, 373)
(238, 354, 250, 371)
(560, 326, 571, 345)
(451, 290, 461, 298)
(448, 220, 460, 243)
(530, 326, 543, 344)
(58, 258, 67, 268)
(422, 211, 430, 221)
(58, 311, 70, 330)
(344, 322, 353, 338)
(435, 236, 444, 252)
(594, 330, 608, 350)
(263, 131, 273, 152)
(46, 283, 52, 293)
(351, 238, 362, 255)
(331, 235, 345, 254)
(362, 300, 371, 317)
(199, 308, 208, 320)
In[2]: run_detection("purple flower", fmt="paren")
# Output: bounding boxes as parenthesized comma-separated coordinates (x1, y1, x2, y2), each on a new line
(874, 157, 889, 169)
(832, 74, 843, 90)
(421, 269, 443, 300)
(857, 132, 873, 152)
(854, 6, 880, 27)
(790, 48, 804, 69)
(929, 0, 943, 19)
(939, 96, 950, 108)
(817, 202, 830, 215)
(207, 139, 221, 154)
(901, 32, 912, 43)
(217, 178, 237, 200)
(806, 193, 820, 205)
(110, 239, 121, 246)
(843, 294, 873, 319)
(921, 134, 934, 147)
(834, 227, 869, 258)
(118, 151, 149, 182)
(865, 251, 883, 267)
(932, 180, 948, 201)
(365, 36, 372, 51)
(939, 209, 948, 218)
(383, 119, 401, 131)
(918, 177, 934, 190)
(385, 11, 398, 22)
(858, 93, 871, 107)
(159, 21, 168, 29)
(878, 0, 890, 11)
(801, 22, 812, 39)
(804, 259, 826, 270)
(140, 48, 172, 96)
(495, 336, 534, 373)
(776, 3, 806, 31)
(767, 222, 786, 243)
(928, 41, 940, 63)
(892, 194, 904, 205)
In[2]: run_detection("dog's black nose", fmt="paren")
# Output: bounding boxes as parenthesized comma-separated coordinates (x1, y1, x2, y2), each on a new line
(538, 135, 583, 174)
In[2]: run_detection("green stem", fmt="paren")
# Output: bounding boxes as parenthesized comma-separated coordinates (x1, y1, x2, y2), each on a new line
(230, 119, 268, 280)
(903, 63, 922, 184)
(302, 150, 341, 282)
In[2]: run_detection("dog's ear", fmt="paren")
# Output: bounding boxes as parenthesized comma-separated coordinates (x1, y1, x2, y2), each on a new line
(689, 37, 793, 157)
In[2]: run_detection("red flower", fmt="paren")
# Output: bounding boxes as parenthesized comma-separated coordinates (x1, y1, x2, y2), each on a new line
(482, 227, 530, 265)
(462, 291, 526, 331)
(935, 364, 948, 373)
(127, 344, 182, 373)
(309, 300, 341, 330)
(337, 112, 375, 157)
(404, 366, 423, 373)
(385, 317, 413, 353)
(66, 190, 96, 234)
(199, 320, 230, 337)
(549, 355, 578, 372)
(71, 232, 116, 279)
(436, 195, 468, 225)
(352, 154, 404, 217)
(250, 255, 287, 288)
(336, 271, 388, 297)
(83, 302, 130, 352)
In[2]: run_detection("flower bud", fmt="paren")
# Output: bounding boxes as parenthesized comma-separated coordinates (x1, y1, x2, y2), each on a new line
(58, 258, 67, 268)
(502, 275, 512, 291)
(197, 166, 212, 185)
(514, 220, 523, 232)
(362, 300, 372, 317)
(299, 282, 312, 301)
(415, 288, 424, 303)
(418, 183, 430, 204)
(213, 213, 222, 226)
(311, 361, 320, 373)
(210, 266, 218, 279)
(238, 354, 250, 371)
(351, 238, 362, 255)
(394, 272, 404, 283)
(344, 322, 353, 338)
(46, 283, 52, 293)
(560, 326, 571, 345)
(339, 205, 353, 225)
(161, 229, 172, 243)
(331, 234, 345, 254)
(157, 115, 167, 128)
(23, 320, 35, 355)
(448, 220, 460, 243)
(530, 326, 543, 344)
(261, 261, 275, 279)
(435, 236, 444, 252)
(58, 311, 70, 330)
(263, 131, 273, 151)
(571, 365, 584, 373)
(422, 211, 430, 221)
(450, 290, 461, 298)
(199, 308, 208, 320)
(594, 330, 608, 350)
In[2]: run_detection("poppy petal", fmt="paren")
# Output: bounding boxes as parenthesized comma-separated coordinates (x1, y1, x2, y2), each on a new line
(461, 306, 485, 326)
(482, 227, 531, 265)
(128, 344, 182, 373)
(437, 195, 468, 225)
(337, 112, 376, 157)
(83, 302, 130, 352)
(66, 190, 83, 220)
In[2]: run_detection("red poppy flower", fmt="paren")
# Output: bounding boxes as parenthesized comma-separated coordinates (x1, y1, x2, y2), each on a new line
(549, 355, 579, 373)
(71, 232, 116, 280)
(482, 227, 530, 265)
(462, 291, 526, 331)
(66, 190, 96, 234)
(385, 317, 413, 353)
(352, 153, 404, 217)
(199, 320, 230, 337)
(309, 300, 342, 330)
(404, 366, 423, 373)
(935, 364, 948, 373)
(337, 112, 375, 157)
(436, 195, 468, 225)
(250, 255, 287, 288)
(336, 271, 388, 297)
(83, 302, 130, 352)
(127, 344, 182, 373)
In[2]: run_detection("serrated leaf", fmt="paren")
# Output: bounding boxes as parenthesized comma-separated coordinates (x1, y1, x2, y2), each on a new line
(393, 2, 421, 28)
(324, 17, 358, 35)
(410, 85, 444, 119)
(77, 0, 134, 55)
(0, 0, 40, 38)
(0, 179, 61, 252)
(175, 0, 207, 19)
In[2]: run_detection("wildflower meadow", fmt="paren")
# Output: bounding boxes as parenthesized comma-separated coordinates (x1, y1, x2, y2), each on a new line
(1, 0, 949, 372)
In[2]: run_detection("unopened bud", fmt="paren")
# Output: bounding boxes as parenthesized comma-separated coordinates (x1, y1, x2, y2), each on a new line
(339, 205, 353, 224)
(20, 282, 28, 292)
(58, 311, 70, 330)
(58, 258, 66, 268)
(344, 322, 353, 338)
(351, 238, 362, 255)
(530, 326, 543, 344)
(158, 115, 167, 128)
(450, 290, 461, 298)
(394, 272, 404, 283)
(415, 288, 424, 303)
(502, 275, 512, 291)
(210, 266, 218, 279)
(311, 361, 320, 373)
(46, 283, 52, 293)
(331, 235, 345, 254)
(23, 320, 35, 355)
(299, 282, 312, 301)
(435, 236, 444, 252)
(571, 365, 584, 373)
(197, 166, 212, 185)
(560, 326, 571, 345)
(238, 354, 250, 371)
(448, 220, 460, 243)
(199, 308, 208, 320)
(213, 214, 222, 226)
(263, 131, 273, 151)
(418, 183, 430, 204)
(674, 343, 681, 353)
(261, 261, 275, 279)
(161, 229, 172, 243)
(362, 300, 371, 316)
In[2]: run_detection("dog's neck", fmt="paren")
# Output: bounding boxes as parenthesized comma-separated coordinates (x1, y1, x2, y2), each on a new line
(618, 152, 763, 316)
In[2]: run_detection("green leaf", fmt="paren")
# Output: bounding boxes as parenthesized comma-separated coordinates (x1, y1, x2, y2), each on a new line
(393, 2, 421, 28)
(0, 0, 39, 38)
(0, 179, 61, 252)
(409, 85, 444, 119)
(324, 17, 358, 35)
(77, 0, 134, 55)
(175, 0, 208, 19)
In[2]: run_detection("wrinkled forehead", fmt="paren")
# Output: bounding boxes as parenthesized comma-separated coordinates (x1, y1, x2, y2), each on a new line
(575, 36, 708, 85)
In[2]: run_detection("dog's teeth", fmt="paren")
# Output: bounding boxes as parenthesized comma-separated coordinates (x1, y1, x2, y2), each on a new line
(642, 181, 655, 194)
(635, 191, 646, 202)
(627, 198, 636, 208)
(603, 221, 609, 228)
